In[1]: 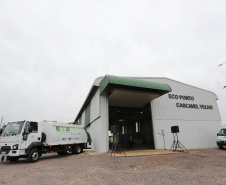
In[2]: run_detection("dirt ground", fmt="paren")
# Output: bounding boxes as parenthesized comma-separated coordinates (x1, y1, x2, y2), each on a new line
(0, 147, 226, 185)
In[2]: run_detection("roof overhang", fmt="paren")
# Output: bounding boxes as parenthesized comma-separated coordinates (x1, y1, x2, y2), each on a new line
(100, 75, 171, 94)
(101, 75, 172, 108)
(109, 89, 160, 108)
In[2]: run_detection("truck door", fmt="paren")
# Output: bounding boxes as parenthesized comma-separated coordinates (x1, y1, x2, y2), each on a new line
(20, 121, 41, 150)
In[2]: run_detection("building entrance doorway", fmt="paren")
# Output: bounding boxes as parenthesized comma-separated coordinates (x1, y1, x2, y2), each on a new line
(109, 103, 155, 150)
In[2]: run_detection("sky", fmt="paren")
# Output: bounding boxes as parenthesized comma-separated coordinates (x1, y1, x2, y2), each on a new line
(0, 0, 226, 125)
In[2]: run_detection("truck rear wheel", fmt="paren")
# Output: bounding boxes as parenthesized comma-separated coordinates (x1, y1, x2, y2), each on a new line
(72, 145, 82, 154)
(28, 149, 40, 163)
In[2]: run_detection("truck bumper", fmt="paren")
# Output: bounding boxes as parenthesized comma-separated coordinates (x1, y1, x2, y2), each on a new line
(0, 150, 21, 157)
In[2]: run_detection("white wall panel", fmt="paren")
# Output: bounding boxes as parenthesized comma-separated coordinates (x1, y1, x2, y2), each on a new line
(143, 78, 222, 149)
(89, 118, 102, 151)
(90, 89, 100, 123)
(153, 120, 222, 149)
(88, 90, 109, 152)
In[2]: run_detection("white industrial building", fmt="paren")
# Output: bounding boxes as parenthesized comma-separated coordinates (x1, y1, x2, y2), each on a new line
(74, 75, 222, 152)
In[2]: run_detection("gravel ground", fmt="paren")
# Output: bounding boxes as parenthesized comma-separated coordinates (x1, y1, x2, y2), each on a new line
(0, 147, 226, 185)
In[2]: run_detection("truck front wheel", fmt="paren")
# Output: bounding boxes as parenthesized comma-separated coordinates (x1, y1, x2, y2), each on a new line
(28, 149, 40, 163)
(218, 145, 224, 149)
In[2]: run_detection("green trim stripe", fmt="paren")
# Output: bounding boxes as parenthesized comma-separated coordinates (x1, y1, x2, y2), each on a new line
(85, 103, 91, 126)
(84, 127, 92, 145)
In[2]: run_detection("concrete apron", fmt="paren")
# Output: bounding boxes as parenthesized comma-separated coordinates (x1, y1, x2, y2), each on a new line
(107, 149, 179, 157)
(84, 149, 181, 157)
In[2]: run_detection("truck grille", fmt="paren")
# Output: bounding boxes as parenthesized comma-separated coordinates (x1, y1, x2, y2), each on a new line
(1, 146, 11, 154)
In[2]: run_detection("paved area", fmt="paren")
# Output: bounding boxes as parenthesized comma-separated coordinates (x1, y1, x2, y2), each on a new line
(106, 149, 177, 157)
(0, 147, 226, 185)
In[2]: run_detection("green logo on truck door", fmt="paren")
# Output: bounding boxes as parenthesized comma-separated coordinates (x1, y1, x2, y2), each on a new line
(56, 126, 70, 132)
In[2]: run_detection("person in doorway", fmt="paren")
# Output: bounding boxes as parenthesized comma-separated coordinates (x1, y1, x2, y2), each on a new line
(129, 135, 133, 148)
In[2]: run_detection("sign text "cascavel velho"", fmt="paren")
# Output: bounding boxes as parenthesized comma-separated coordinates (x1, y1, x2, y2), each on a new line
(168, 94, 213, 110)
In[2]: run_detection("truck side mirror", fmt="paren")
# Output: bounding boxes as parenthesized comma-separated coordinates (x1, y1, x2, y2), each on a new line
(217, 133, 219, 136)
(28, 126, 33, 133)
(23, 134, 28, 141)
(0, 129, 2, 134)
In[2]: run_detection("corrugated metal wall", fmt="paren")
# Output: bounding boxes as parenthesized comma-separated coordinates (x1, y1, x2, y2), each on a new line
(141, 78, 222, 149)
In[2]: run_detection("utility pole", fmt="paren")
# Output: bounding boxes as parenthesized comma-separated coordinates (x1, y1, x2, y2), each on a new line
(0, 115, 3, 128)
(219, 62, 226, 89)
(219, 62, 226, 66)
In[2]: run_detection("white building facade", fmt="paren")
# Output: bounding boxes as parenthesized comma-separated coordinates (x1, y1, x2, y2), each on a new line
(75, 75, 222, 152)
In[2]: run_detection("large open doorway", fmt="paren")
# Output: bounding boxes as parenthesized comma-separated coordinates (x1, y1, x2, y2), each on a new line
(109, 103, 155, 150)
(107, 89, 160, 151)
(98, 75, 171, 152)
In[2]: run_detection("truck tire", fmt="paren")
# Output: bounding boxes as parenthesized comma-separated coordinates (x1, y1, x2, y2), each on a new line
(218, 145, 224, 149)
(72, 145, 82, 154)
(8, 156, 19, 162)
(28, 149, 40, 163)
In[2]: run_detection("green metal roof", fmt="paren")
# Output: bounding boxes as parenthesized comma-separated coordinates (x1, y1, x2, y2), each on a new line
(99, 75, 172, 94)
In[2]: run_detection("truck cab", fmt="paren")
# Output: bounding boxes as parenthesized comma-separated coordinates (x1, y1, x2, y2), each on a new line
(216, 125, 226, 149)
(0, 121, 41, 162)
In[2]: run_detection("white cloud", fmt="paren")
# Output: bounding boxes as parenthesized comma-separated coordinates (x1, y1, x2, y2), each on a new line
(0, 0, 226, 124)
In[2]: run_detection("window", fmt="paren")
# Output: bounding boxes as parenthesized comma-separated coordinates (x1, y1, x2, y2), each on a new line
(122, 125, 127, 134)
(219, 129, 226, 136)
(2, 121, 25, 135)
(30, 122, 38, 133)
(24, 122, 30, 133)
(136, 122, 140, 133)
(78, 117, 82, 125)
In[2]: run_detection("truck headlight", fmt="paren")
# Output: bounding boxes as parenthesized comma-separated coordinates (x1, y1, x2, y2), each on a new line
(12, 144, 18, 150)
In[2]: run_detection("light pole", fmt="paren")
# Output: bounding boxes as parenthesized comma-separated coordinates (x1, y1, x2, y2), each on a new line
(219, 62, 226, 66)
(0, 115, 3, 128)
(219, 62, 226, 89)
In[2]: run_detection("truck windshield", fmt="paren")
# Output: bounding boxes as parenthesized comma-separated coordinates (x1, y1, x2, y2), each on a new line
(2, 121, 25, 135)
(219, 129, 226, 136)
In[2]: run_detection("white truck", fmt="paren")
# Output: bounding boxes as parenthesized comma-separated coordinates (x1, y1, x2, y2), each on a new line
(0, 120, 91, 163)
(216, 125, 226, 149)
